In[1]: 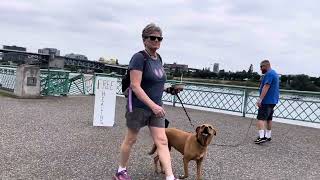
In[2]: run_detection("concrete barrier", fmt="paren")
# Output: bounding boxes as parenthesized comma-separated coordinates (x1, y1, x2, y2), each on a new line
(14, 64, 41, 98)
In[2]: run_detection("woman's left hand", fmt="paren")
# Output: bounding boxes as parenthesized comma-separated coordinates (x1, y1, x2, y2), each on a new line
(151, 104, 166, 118)
(165, 87, 182, 95)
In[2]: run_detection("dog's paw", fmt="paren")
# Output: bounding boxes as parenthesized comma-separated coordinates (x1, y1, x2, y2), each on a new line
(179, 175, 188, 179)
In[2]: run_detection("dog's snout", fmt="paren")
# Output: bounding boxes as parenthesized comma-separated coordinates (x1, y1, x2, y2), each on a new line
(203, 127, 209, 134)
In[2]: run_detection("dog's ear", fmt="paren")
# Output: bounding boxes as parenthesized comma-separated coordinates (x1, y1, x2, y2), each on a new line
(209, 125, 217, 136)
(196, 126, 201, 134)
(212, 128, 217, 136)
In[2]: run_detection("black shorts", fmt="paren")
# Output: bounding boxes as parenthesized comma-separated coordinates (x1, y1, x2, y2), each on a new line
(257, 104, 276, 121)
(125, 107, 165, 130)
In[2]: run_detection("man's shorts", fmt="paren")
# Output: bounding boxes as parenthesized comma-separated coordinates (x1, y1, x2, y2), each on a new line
(125, 107, 165, 130)
(257, 104, 276, 121)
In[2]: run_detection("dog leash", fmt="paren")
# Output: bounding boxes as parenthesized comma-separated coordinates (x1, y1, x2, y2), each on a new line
(175, 93, 255, 147)
(175, 93, 195, 128)
(212, 117, 254, 147)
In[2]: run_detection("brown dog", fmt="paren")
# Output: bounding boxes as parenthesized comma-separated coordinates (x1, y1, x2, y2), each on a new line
(149, 124, 217, 180)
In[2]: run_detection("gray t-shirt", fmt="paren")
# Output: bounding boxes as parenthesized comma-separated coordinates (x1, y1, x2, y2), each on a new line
(128, 51, 166, 111)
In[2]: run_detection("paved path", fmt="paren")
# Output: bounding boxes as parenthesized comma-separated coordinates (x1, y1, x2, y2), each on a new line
(0, 96, 319, 179)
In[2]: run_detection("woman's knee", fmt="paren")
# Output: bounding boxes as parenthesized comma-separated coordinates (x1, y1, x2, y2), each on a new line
(123, 129, 139, 146)
(124, 135, 137, 146)
(154, 135, 168, 147)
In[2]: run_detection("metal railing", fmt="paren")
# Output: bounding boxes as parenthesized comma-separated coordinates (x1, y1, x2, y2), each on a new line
(40, 69, 70, 96)
(0, 66, 16, 91)
(91, 76, 320, 123)
(1, 66, 319, 123)
(164, 80, 320, 123)
(41, 72, 122, 96)
(245, 89, 320, 123)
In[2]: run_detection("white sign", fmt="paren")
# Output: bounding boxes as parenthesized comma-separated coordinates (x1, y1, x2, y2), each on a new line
(93, 76, 117, 126)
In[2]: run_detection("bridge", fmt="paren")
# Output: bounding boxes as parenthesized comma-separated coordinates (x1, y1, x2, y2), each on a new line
(0, 48, 127, 74)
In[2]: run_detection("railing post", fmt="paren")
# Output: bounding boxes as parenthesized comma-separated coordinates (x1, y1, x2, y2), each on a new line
(81, 74, 85, 95)
(47, 71, 51, 95)
(242, 89, 249, 117)
(64, 71, 69, 96)
(92, 74, 96, 95)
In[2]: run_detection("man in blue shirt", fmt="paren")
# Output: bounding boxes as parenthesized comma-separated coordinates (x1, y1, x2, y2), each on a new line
(255, 60, 280, 144)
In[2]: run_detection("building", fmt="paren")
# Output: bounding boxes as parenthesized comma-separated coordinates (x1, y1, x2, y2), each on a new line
(65, 53, 88, 60)
(2, 45, 27, 62)
(164, 63, 188, 73)
(38, 48, 60, 56)
(188, 68, 200, 73)
(98, 57, 119, 65)
(213, 63, 219, 73)
(3, 45, 26, 52)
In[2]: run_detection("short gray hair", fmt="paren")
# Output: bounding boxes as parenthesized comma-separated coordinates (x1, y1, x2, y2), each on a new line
(142, 23, 162, 39)
(260, 59, 270, 65)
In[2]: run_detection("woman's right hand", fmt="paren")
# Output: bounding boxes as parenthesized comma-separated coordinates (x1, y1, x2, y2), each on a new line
(151, 104, 166, 118)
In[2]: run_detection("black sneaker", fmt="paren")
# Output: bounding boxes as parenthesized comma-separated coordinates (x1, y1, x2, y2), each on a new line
(266, 137, 272, 142)
(254, 137, 267, 144)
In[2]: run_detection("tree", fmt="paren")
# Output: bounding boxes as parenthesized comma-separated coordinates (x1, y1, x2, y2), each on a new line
(280, 75, 288, 83)
(290, 75, 320, 91)
(251, 72, 260, 81)
(314, 77, 320, 87)
(173, 68, 181, 77)
(247, 64, 253, 74)
(185, 70, 191, 78)
(218, 69, 225, 79)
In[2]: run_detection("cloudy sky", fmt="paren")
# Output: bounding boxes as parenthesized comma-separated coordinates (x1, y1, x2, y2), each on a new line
(0, 0, 319, 76)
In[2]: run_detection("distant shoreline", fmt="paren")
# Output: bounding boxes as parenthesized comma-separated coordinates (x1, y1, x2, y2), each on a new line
(172, 77, 260, 87)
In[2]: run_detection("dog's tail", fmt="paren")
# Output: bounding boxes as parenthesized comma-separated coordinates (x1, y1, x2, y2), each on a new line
(148, 144, 157, 155)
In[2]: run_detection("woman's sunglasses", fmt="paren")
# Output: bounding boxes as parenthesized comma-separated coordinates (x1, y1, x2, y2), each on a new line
(145, 36, 163, 41)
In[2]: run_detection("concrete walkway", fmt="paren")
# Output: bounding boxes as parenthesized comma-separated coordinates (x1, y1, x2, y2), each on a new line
(0, 96, 319, 180)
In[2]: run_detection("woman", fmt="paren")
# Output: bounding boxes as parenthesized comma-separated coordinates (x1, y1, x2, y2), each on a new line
(113, 23, 178, 180)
